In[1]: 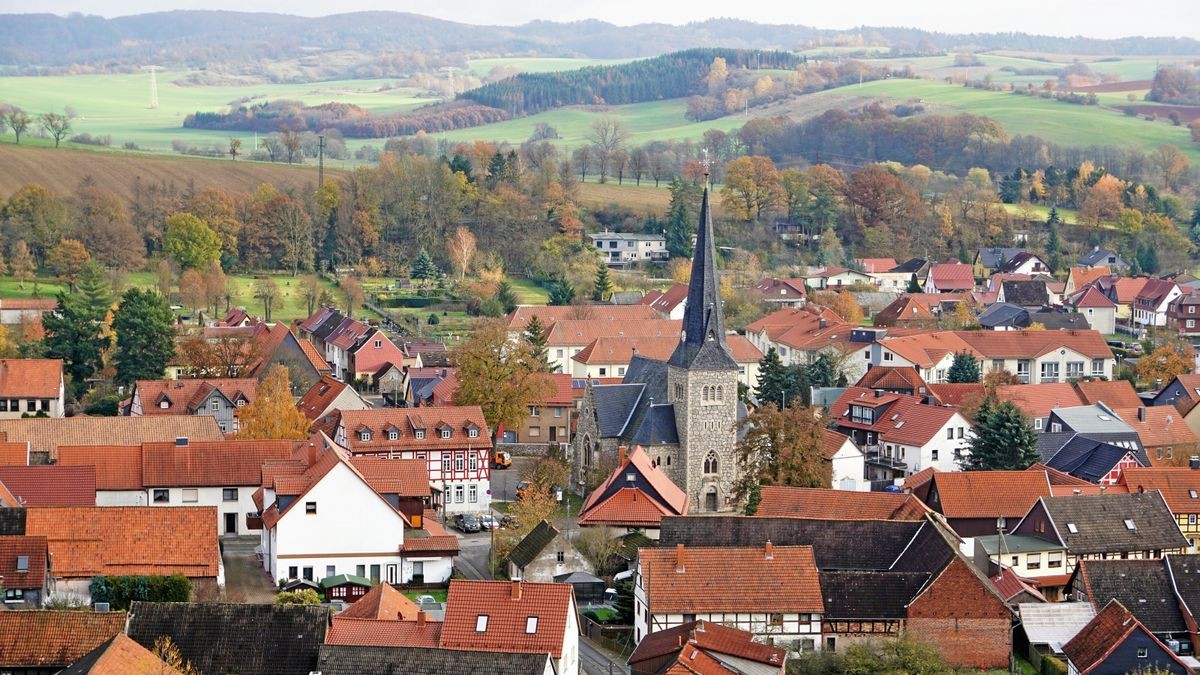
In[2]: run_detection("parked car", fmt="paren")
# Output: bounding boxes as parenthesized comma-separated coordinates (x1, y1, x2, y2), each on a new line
(478, 514, 499, 530)
(453, 514, 482, 533)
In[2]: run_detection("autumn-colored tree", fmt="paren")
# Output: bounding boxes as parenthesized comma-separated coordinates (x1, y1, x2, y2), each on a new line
(1079, 174, 1125, 227)
(237, 365, 310, 440)
(0, 325, 18, 359)
(203, 261, 228, 316)
(1150, 144, 1190, 190)
(493, 489, 557, 567)
(2, 185, 71, 263)
(845, 164, 921, 233)
(163, 213, 221, 270)
(721, 156, 784, 221)
(446, 225, 477, 280)
(300, 275, 324, 317)
(734, 404, 830, 505)
(152, 635, 201, 675)
(275, 589, 321, 605)
(8, 241, 35, 290)
(1136, 342, 1195, 385)
(75, 184, 145, 270)
(177, 333, 261, 379)
(340, 275, 364, 319)
(179, 269, 206, 321)
(828, 290, 864, 324)
(46, 239, 90, 291)
(544, 182, 583, 238)
(942, 301, 979, 330)
(452, 319, 556, 439)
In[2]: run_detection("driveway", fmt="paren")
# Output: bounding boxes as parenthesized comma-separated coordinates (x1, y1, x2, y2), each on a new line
(220, 536, 278, 603)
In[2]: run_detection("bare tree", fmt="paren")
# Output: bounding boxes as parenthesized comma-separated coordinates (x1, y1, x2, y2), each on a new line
(447, 225, 477, 280)
(229, 138, 241, 161)
(39, 112, 71, 148)
(587, 118, 629, 184)
(281, 128, 302, 164)
(572, 145, 593, 183)
(6, 109, 31, 144)
(628, 147, 649, 186)
(254, 277, 280, 323)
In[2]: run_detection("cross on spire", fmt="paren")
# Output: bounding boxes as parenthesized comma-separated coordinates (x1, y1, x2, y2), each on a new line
(700, 149, 713, 185)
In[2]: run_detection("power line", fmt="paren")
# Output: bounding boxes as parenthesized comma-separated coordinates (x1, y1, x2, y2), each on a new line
(141, 65, 162, 109)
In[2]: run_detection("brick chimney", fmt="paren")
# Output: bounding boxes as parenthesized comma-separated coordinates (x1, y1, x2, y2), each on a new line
(416, 610, 426, 627)
(307, 443, 317, 467)
(618, 446, 627, 467)
(675, 543, 686, 573)
(511, 579, 522, 600)
(764, 540, 774, 561)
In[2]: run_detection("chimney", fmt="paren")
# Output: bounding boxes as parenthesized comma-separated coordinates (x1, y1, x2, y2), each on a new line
(818, 318, 827, 329)
(416, 610, 427, 627)
(874, 389, 885, 398)
(307, 443, 317, 467)
(675, 543, 686, 573)
(175, 437, 188, 447)
(511, 579, 522, 600)
(1138, 485, 1145, 494)
(1138, 407, 1145, 422)
(618, 446, 628, 467)
(1191, 456, 1200, 470)
(764, 540, 774, 561)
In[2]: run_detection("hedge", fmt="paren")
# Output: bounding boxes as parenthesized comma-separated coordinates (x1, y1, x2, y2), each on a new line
(377, 296, 441, 308)
(1041, 654, 1067, 675)
(89, 573, 192, 611)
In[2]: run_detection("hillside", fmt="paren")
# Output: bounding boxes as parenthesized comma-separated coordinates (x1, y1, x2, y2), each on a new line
(0, 143, 330, 201)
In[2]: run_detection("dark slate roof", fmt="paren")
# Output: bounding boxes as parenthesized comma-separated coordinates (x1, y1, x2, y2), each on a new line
(658, 516, 925, 571)
(0, 508, 26, 535)
(668, 186, 738, 372)
(997, 251, 1048, 274)
(311, 311, 346, 341)
(1079, 248, 1126, 267)
(1030, 309, 1091, 330)
(890, 258, 929, 274)
(507, 520, 560, 570)
(1166, 554, 1200, 621)
(591, 384, 644, 438)
(1076, 560, 1188, 634)
(1001, 280, 1050, 307)
(891, 520, 957, 574)
(628, 405, 679, 445)
(978, 303, 1029, 329)
(819, 571, 931, 619)
(1037, 432, 1079, 462)
(126, 602, 328, 675)
(977, 248, 1028, 269)
(1043, 434, 1149, 483)
(616, 531, 655, 562)
(1039, 492, 1190, 555)
(315, 645, 553, 675)
(554, 571, 604, 584)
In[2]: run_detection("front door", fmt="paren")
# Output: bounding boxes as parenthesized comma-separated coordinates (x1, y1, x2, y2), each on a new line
(704, 491, 717, 512)
(411, 561, 424, 584)
(386, 564, 398, 585)
(224, 512, 237, 535)
(549, 426, 558, 442)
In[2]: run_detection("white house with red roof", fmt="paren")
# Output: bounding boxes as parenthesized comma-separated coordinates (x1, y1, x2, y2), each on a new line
(1133, 278, 1182, 328)
(0, 359, 64, 419)
(331, 407, 492, 514)
(643, 283, 689, 320)
(1067, 286, 1118, 335)
(257, 435, 456, 588)
(578, 446, 689, 538)
(924, 261, 976, 293)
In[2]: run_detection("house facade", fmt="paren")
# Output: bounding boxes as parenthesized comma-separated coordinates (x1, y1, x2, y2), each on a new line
(0, 359, 65, 420)
(1134, 279, 1182, 328)
(128, 378, 257, 434)
(506, 520, 593, 583)
(589, 231, 668, 265)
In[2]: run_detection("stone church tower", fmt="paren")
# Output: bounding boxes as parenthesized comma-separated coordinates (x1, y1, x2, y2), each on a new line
(666, 184, 740, 512)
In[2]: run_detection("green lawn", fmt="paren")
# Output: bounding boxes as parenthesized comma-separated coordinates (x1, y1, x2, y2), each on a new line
(402, 589, 448, 603)
(508, 279, 550, 304)
(1002, 202, 1080, 225)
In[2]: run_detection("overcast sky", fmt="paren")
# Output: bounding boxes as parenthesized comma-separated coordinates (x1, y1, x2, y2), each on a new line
(6, 0, 1198, 40)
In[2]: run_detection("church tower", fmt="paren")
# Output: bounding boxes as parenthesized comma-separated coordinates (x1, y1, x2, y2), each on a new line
(666, 181, 740, 512)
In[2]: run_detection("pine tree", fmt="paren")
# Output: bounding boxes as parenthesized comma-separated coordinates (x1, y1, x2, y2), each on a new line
(1138, 244, 1159, 275)
(1045, 221, 1061, 254)
(947, 351, 981, 384)
(237, 365, 311, 440)
(755, 348, 788, 407)
(906, 273, 923, 293)
(523, 314, 550, 369)
(547, 277, 576, 306)
(960, 399, 1039, 471)
(42, 291, 110, 400)
(410, 249, 438, 282)
(1046, 206, 1062, 227)
(592, 263, 614, 302)
(495, 281, 519, 314)
(665, 178, 701, 259)
(807, 352, 843, 388)
(112, 287, 176, 387)
(75, 262, 114, 321)
(957, 240, 970, 264)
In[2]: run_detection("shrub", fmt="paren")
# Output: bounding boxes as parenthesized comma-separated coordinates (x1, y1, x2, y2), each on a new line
(427, 313, 440, 325)
(275, 589, 321, 605)
(89, 573, 192, 611)
(1042, 654, 1067, 675)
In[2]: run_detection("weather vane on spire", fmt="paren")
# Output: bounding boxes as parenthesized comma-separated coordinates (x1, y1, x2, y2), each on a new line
(700, 148, 712, 186)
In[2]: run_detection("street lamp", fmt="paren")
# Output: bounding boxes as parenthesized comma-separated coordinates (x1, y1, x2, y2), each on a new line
(556, 488, 567, 540)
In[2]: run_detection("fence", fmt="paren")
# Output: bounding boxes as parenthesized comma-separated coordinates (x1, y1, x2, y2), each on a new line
(581, 615, 633, 657)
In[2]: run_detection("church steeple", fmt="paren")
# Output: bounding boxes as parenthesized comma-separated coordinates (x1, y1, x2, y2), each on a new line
(668, 182, 737, 371)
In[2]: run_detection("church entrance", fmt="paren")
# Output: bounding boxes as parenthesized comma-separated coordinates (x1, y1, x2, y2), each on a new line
(705, 489, 718, 512)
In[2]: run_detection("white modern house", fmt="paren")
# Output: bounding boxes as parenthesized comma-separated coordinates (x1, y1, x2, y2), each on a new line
(589, 231, 668, 265)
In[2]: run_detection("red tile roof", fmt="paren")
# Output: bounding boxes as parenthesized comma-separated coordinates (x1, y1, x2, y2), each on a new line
(133, 378, 257, 415)
(1070, 285, 1117, 309)
(24, 506, 220, 578)
(1119, 467, 1200, 513)
(996, 383, 1084, 419)
(579, 488, 675, 527)
(1106, 277, 1150, 304)
(56, 445, 143, 491)
(1062, 599, 1189, 674)
(141, 439, 294, 487)
(755, 486, 928, 520)
(338, 582, 424, 621)
(348, 457, 430, 497)
(296, 375, 352, 421)
(545, 318, 680, 347)
(873, 296, 937, 327)
(854, 366, 929, 393)
(831, 387, 959, 447)
(1030, 463, 1095, 487)
(298, 338, 333, 374)
(505, 305, 659, 331)
(325, 616, 442, 647)
(647, 284, 689, 314)
(0, 610, 126, 667)
(0, 441, 27, 466)
(439, 579, 574, 657)
(990, 567, 1046, 603)
(928, 470, 1052, 520)
(336, 407, 492, 453)
(0, 535, 47, 589)
(0, 359, 61, 398)
(751, 277, 808, 299)
(955, 329, 1113, 360)
(68, 633, 177, 675)
(1069, 267, 1110, 293)
(0, 298, 58, 311)
(579, 447, 688, 527)
(926, 383, 985, 407)
(0, 465, 96, 506)
(858, 258, 898, 273)
(639, 545, 823, 614)
(1073, 380, 1142, 409)
(1113, 407, 1198, 450)
(928, 262, 976, 291)
(629, 620, 786, 670)
(745, 308, 858, 353)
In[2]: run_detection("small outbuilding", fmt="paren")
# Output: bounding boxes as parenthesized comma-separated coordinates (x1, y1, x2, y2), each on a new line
(321, 574, 373, 603)
(554, 571, 606, 606)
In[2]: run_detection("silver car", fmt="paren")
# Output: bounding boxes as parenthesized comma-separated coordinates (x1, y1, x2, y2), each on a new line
(477, 514, 500, 530)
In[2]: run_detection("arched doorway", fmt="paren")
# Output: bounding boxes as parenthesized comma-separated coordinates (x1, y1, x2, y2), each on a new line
(704, 486, 718, 512)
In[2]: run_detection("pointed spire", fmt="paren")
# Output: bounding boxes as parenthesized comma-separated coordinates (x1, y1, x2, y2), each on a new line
(668, 183, 737, 370)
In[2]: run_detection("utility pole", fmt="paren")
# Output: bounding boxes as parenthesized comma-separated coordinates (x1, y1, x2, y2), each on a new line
(142, 66, 162, 109)
(317, 135, 325, 187)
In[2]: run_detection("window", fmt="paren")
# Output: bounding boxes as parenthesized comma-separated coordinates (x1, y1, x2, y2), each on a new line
(441, 429, 452, 439)
(1067, 523, 1078, 533)
(598, 368, 607, 376)
(530, 426, 541, 438)
(442, 455, 451, 472)
(1125, 519, 1137, 531)
(1192, 490, 1199, 499)
(703, 452, 718, 474)
(1047, 551, 1063, 568)
(556, 551, 564, 562)
(468, 428, 478, 438)
(288, 566, 298, 579)
(529, 406, 540, 417)
(374, 340, 382, 349)
(476, 615, 489, 632)
(469, 453, 477, 471)
(522, 616, 538, 634)
(210, 400, 220, 411)
(153, 489, 169, 503)
(931, 449, 939, 462)
(235, 398, 245, 407)
(769, 613, 784, 626)
(302, 567, 313, 581)
(849, 405, 874, 425)
(556, 349, 564, 358)
(1040, 362, 1060, 383)
(1066, 362, 1084, 379)
(326, 565, 335, 578)
(1137, 647, 1149, 658)
(1026, 553, 1041, 570)
(182, 489, 198, 503)
(305, 501, 317, 514)
(947, 428, 954, 440)
(1190, 320, 1196, 329)
(618, 367, 626, 376)
(1011, 556, 1019, 567)
(415, 430, 425, 440)
(469, 485, 477, 503)
(388, 430, 398, 441)
(1092, 359, 1104, 375)
(455, 485, 464, 503)
(4, 588, 24, 603)
(1017, 360, 1031, 382)
(369, 564, 380, 582)
(1192, 306, 1197, 315)
(883, 352, 894, 362)
(957, 427, 964, 439)
(159, 400, 170, 409)
(223, 488, 238, 502)
(356, 565, 366, 577)
(1051, 423, 1062, 433)
(360, 431, 372, 441)
(455, 454, 465, 471)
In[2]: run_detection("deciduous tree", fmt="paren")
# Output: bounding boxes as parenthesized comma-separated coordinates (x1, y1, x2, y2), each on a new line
(46, 238, 90, 291)
(237, 365, 310, 440)
(39, 112, 70, 148)
(1135, 342, 1195, 385)
(587, 118, 629, 184)
(112, 287, 176, 387)
(5, 109, 31, 144)
(163, 213, 221, 270)
(452, 319, 555, 439)
(721, 156, 784, 221)
(446, 226, 477, 280)
(734, 404, 829, 505)
(340, 275, 364, 319)
(253, 277, 280, 323)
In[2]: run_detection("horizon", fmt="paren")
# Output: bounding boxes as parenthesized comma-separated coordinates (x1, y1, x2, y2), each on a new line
(4, 1, 1198, 41)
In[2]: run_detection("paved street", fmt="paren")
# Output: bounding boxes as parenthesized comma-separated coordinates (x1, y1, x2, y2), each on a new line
(220, 536, 277, 603)
(580, 637, 628, 675)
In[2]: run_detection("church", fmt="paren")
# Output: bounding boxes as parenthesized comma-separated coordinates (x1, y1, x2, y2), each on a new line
(572, 183, 745, 512)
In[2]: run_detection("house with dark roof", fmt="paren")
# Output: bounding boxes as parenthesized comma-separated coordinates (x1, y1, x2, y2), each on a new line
(997, 251, 1052, 276)
(1079, 246, 1130, 272)
(0, 610, 126, 674)
(998, 279, 1052, 308)
(657, 514, 1013, 668)
(506, 520, 592, 583)
(578, 446, 688, 536)
(1135, 278, 1183, 328)
(627, 619, 786, 675)
(1039, 404, 1149, 484)
(974, 248, 1029, 279)
(751, 277, 808, 308)
(1066, 559, 1193, 655)
(1062, 599, 1191, 674)
(315, 645, 556, 675)
(1168, 289, 1200, 342)
(127, 602, 328, 675)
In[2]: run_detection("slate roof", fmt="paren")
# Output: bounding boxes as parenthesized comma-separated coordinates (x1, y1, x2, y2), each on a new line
(1165, 554, 1200, 624)
(755, 486, 927, 520)
(1042, 435, 1148, 484)
(639, 544, 824, 614)
(315, 645, 553, 675)
(1079, 248, 1126, 268)
(0, 465, 96, 506)
(668, 186, 738, 371)
(0, 507, 26, 535)
(819, 570, 931, 619)
(1029, 309, 1091, 330)
(59, 633, 176, 675)
(439, 580, 573, 658)
(1001, 280, 1050, 307)
(1072, 559, 1187, 633)
(1018, 602, 1097, 652)
(1033, 492, 1189, 555)
(1062, 599, 1187, 674)
(977, 302, 1029, 329)
(507, 520, 561, 569)
(659, 516, 926, 571)
(126, 602, 328, 675)
(0, 610, 126, 667)
(977, 248, 1028, 270)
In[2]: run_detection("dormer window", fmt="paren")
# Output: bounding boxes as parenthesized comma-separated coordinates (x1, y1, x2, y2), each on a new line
(415, 430, 425, 440)
(441, 429, 451, 439)
(360, 431, 372, 442)
(468, 428, 478, 438)
(388, 431, 398, 441)
(235, 399, 246, 407)
(159, 400, 170, 409)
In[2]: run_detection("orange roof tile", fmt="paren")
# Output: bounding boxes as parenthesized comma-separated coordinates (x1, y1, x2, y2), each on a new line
(1063, 599, 1189, 675)
(858, 258, 898, 273)
(926, 383, 985, 407)
(755, 486, 928, 520)
(990, 567, 1046, 603)
(0, 359, 61, 398)
(1069, 266, 1111, 291)
(0, 465, 96, 506)
(1120, 467, 1200, 513)
(400, 534, 460, 554)
(348, 457, 430, 497)
(545, 318, 681, 347)
(141, 439, 294, 487)
(1113, 407, 1198, 450)
(0, 441, 27, 466)
(439, 579, 574, 657)
(0, 610, 126, 667)
(928, 262, 975, 290)
(746, 308, 858, 353)
(873, 296, 937, 327)
(877, 332, 974, 368)
(1073, 380, 1142, 409)
(296, 375, 351, 421)
(56, 445, 143, 491)
(24, 506, 220, 578)
(928, 470, 1052, 520)
(571, 334, 760, 365)
(996, 383, 1084, 419)
(578, 487, 674, 527)
(1029, 463, 1095, 487)
(629, 620, 786, 670)
(336, 407, 492, 453)
(505, 305, 659, 331)
(854, 366, 928, 393)
(338, 582, 423, 621)
(1070, 285, 1117, 309)
(639, 545, 823, 614)
(0, 416, 224, 456)
(580, 447, 688, 527)
(831, 387, 959, 447)
(67, 632, 179, 675)
(647, 284, 689, 314)
(325, 616, 442, 647)
(1109, 277, 1150, 304)
(955, 329, 1113, 360)
(0, 535, 47, 589)
(298, 337, 333, 374)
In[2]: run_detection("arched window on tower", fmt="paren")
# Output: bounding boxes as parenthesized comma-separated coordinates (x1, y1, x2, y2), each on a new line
(716, 385, 723, 401)
(703, 452, 719, 474)
(702, 386, 710, 402)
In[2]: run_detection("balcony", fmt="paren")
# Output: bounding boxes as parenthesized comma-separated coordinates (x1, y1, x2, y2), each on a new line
(864, 445, 908, 471)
